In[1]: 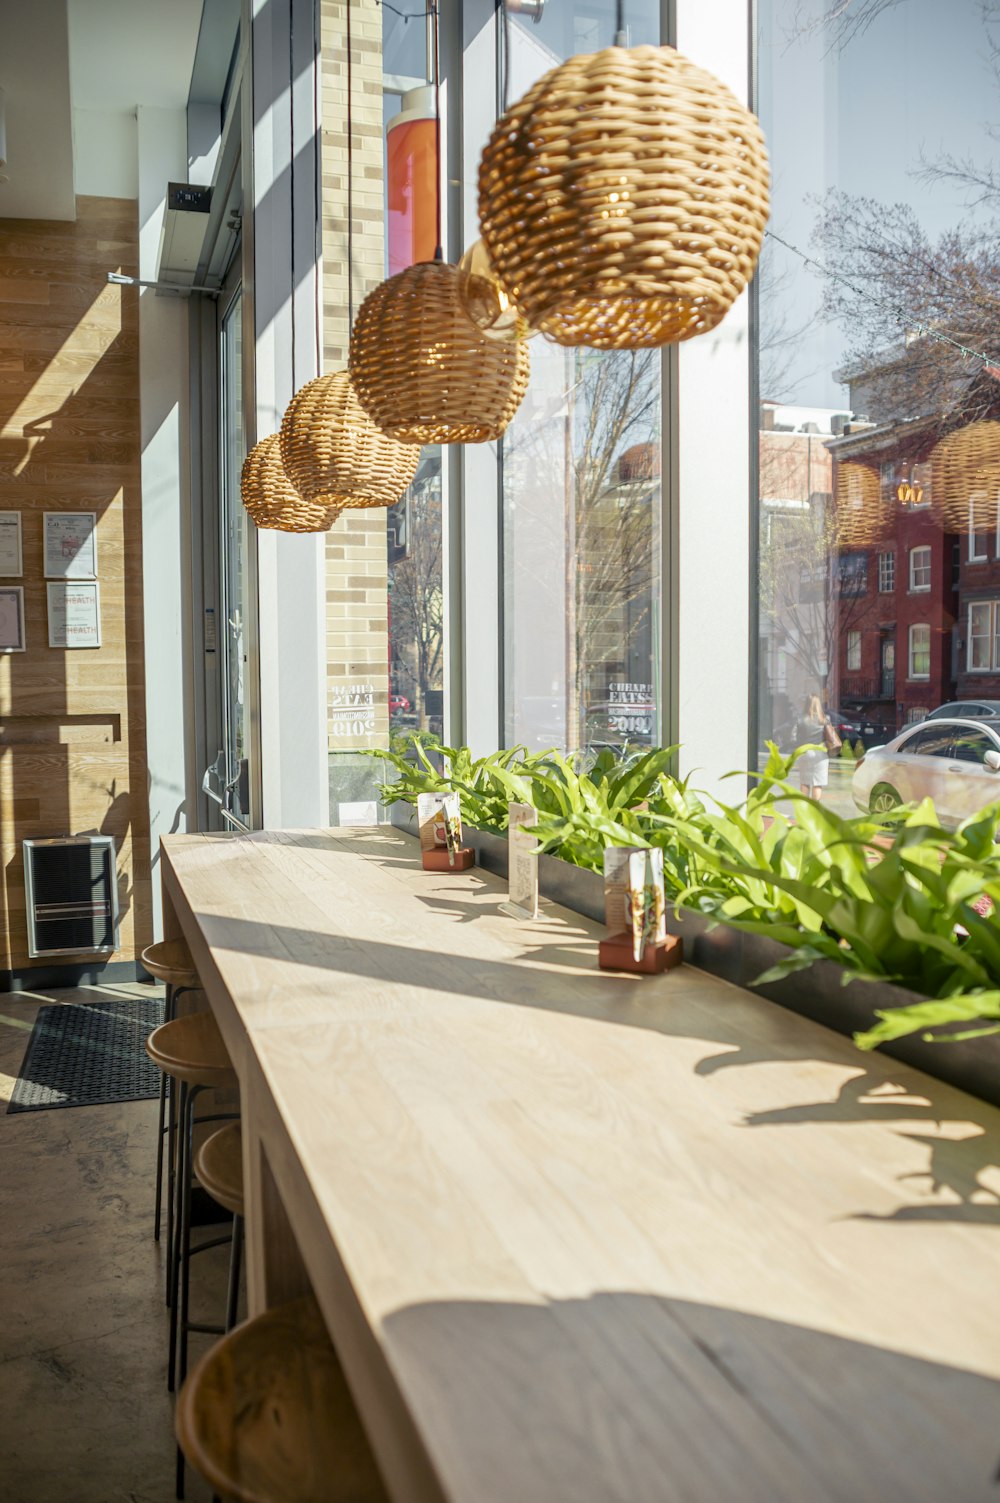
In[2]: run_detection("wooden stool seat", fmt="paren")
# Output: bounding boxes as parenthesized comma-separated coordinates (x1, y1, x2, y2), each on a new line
(142, 937, 199, 990)
(194, 1123, 244, 1218)
(176, 1296, 388, 1503)
(145, 1012, 237, 1092)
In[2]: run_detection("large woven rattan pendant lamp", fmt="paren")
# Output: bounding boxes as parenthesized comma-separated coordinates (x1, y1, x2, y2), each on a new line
(348, 0, 529, 444)
(350, 260, 530, 443)
(240, 435, 341, 533)
(477, 40, 770, 350)
(930, 420, 1000, 533)
(280, 373, 420, 511)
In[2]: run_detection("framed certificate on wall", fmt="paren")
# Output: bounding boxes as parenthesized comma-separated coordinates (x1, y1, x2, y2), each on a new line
(0, 586, 26, 652)
(43, 511, 97, 580)
(0, 513, 22, 577)
(47, 581, 101, 649)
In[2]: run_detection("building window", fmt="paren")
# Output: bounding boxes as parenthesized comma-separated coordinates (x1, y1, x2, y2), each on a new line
(908, 623, 930, 680)
(909, 545, 931, 592)
(877, 551, 895, 593)
(846, 631, 861, 671)
(967, 600, 1000, 672)
(970, 494, 991, 561)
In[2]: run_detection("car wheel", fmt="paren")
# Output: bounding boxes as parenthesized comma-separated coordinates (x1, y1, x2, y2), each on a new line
(869, 783, 901, 816)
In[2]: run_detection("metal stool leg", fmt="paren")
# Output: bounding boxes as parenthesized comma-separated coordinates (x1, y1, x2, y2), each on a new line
(177, 1084, 205, 1395)
(153, 984, 175, 1245)
(167, 1079, 190, 1394)
(225, 1215, 243, 1332)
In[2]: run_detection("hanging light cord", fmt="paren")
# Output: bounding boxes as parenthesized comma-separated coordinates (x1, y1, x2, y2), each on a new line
(765, 228, 1000, 383)
(346, 0, 355, 331)
(432, 0, 443, 260)
(615, 0, 626, 46)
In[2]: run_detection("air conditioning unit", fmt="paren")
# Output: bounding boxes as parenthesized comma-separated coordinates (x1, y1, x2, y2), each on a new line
(156, 183, 212, 289)
(23, 836, 120, 958)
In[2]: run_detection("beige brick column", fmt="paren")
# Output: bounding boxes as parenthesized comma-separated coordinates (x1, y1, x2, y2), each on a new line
(320, 0, 389, 756)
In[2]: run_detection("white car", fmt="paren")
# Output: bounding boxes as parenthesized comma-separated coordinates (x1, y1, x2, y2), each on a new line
(851, 718, 1000, 826)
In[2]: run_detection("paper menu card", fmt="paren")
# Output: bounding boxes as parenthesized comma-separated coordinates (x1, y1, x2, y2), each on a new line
(502, 801, 538, 919)
(603, 846, 666, 962)
(417, 791, 463, 864)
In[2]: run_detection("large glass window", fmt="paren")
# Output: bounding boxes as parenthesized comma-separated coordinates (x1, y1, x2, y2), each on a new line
(756, 0, 1000, 813)
(382, 7, 443, 740)
(502, 2, 663, 755)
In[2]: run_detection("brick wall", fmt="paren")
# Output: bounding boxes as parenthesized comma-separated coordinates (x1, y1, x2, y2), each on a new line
(320, 0, 389, 754)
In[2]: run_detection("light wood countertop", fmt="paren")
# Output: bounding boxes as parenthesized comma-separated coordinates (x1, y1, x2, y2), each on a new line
(162, 826, 1000, 1503)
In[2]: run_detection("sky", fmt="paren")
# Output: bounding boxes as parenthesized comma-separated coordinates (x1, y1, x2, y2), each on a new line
(758, 0, 1000, 408)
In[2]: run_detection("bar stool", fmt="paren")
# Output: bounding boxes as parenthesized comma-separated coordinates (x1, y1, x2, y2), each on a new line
(175, 1296, 388, 1503)
(142, 937, 202, 1279)
(145, 1012, 238, 1398)
(194, 1123, 244, 1336)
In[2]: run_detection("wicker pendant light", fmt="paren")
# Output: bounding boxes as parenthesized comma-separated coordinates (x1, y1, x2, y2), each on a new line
(456, 238, 537, 344)
(240, 435, 340, 533)
(280, 373, 420, 510)
(477, 44, 770, 350)
(930, 420, 1000, 532)
(833, 461, 888, 548)
(349, 259, 530, 444)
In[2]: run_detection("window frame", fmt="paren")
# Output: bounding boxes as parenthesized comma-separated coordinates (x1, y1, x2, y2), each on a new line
(908, 622, 931, 681)
(909, 544, 931, 593)
(969, 494, 991, 562)
(877, 550, 895, 593)
(968, 600, 994, 673)
(846, 630, 861, 672)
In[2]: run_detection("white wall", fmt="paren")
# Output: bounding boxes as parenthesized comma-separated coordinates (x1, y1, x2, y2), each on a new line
(137, 105, 194, 933)
(72, 109, 138, 198)
(674, 0, 753, 800)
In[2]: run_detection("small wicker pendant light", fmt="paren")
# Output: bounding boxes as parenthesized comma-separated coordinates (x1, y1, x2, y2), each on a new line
(240, 435, 340, 533)
(280, 373, 420, 510)
(478, 44, 770, 350)
(349, 258, 530, 444)
(833, 461, 888, 548)
(456, 238, 536, 344)
(930, 420, 1000, 533)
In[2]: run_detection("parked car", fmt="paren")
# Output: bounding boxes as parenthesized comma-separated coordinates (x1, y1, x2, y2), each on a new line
(924, 699, 1000, 721)
(389, 694, 411, 714)
(827, 707, 888, 749)
(851, 717, 1000, 826)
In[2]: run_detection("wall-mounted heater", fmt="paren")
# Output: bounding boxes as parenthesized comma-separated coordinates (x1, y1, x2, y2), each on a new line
(23, 836, 120, 958)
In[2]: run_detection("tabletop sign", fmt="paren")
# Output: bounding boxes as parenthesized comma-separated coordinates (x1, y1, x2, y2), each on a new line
(43, 511, 97, 579)
(500, 801, 538, 919)
(417, 791, 474, 872)
(601, 845, 678, 973)
(0, 512, 23, 577)
(47, 581, 101, 649)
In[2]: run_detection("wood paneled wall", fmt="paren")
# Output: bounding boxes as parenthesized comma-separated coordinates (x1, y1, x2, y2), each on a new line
(0, 196, 151, 975)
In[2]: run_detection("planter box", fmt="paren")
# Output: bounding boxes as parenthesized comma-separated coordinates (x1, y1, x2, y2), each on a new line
(389, 801, 1000, 1107)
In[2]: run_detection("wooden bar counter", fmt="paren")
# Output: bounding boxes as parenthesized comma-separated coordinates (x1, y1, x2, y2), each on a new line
(161, 827, 1000, 1503)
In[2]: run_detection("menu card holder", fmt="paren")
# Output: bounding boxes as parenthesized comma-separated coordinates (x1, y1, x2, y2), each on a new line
(417, 792, 475, 873)
(599, 846, 682, 973)
(499, 801, 538, 919)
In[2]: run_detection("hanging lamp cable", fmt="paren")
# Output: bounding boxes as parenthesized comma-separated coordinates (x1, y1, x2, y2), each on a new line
(615, 0, 626, 46)
(346, 0, 355, 331)
(432, 0, 443, 260)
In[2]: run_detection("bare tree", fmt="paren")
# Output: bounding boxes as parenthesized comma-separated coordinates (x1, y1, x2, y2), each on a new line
(785, 0, 909, 49)
(502, 347, 660, 751)
(810, 191, 1000, 425)
(389, 478, 443, 731)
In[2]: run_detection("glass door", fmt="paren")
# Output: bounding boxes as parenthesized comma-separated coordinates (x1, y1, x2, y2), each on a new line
(209, 276, 255, 828)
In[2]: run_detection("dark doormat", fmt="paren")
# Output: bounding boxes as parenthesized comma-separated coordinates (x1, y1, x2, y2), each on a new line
(7, 995, 165, 1113)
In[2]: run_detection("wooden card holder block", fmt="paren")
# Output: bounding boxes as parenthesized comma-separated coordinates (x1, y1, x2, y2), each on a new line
(598, 933, 683, 974)
(422, 847, 476, 873)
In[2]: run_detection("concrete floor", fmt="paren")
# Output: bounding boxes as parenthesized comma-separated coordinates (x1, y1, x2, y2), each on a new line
(0, 982, 232, 1503)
